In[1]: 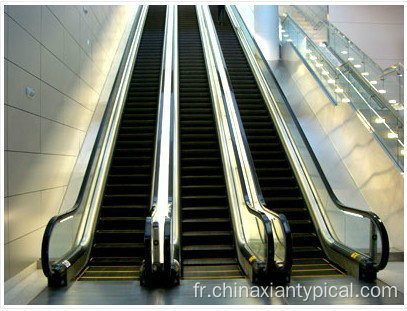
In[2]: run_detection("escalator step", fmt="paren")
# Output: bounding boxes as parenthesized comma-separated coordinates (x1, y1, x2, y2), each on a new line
(178, 5, 241, 280)
(183, 258, 239, 266)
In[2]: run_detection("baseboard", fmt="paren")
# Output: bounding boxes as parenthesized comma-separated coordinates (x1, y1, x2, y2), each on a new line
(389, 252, 404, 262)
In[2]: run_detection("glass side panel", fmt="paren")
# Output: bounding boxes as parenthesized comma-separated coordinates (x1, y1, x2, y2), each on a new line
(48, 212, 84, 264)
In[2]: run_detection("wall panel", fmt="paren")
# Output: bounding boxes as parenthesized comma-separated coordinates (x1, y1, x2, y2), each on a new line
(4, 5, 134, 281)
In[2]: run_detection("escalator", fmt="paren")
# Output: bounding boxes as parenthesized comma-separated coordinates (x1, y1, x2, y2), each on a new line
(210, 6, 343, 279)
(178, 5, 243, 280)
(77, 5, 166, 281)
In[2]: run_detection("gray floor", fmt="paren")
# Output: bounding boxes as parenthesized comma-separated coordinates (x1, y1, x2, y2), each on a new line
(30, 276, 403, 305)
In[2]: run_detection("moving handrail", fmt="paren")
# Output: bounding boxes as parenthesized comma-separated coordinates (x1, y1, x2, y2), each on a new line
(141, 5, 180, 287)
(198, 5, 292, 284)
(227, 5, 389, 280)
(41, 6, 148, 286)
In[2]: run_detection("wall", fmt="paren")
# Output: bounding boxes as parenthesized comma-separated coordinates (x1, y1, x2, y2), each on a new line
(329, 5, 404, 69)
(4, 5, 133, 281)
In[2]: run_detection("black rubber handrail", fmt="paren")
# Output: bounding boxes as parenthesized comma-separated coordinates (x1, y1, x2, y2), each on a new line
(229, 5, 389, 272)
(41, 8, 144, 279)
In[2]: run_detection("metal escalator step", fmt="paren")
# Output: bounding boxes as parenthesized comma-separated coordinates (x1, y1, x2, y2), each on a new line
(292, 232, 319, 247)
(183, 230, 232, 237)
(183, 258, 238, 266)
(182, 206, 229, 219)
(287, 219, 314, 233)
(181, 184, 225, 190)
(182, 217, 230, 223)
(91, 243, 145, 257)
(89, 257, 143, 266)
(99, 205, 148, 218)
(93, 243, 144, 249)
(183, 244, 234, 251)
(264, 196, 305, 208)
(182, 245, 236, 259)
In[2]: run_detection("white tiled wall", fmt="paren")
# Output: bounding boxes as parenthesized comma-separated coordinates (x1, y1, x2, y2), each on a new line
(4, 5, 133, 281)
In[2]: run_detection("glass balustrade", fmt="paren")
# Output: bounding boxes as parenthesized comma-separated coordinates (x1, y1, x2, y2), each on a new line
(284, 5, 404, 119)
(281, 14, 404, 169)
